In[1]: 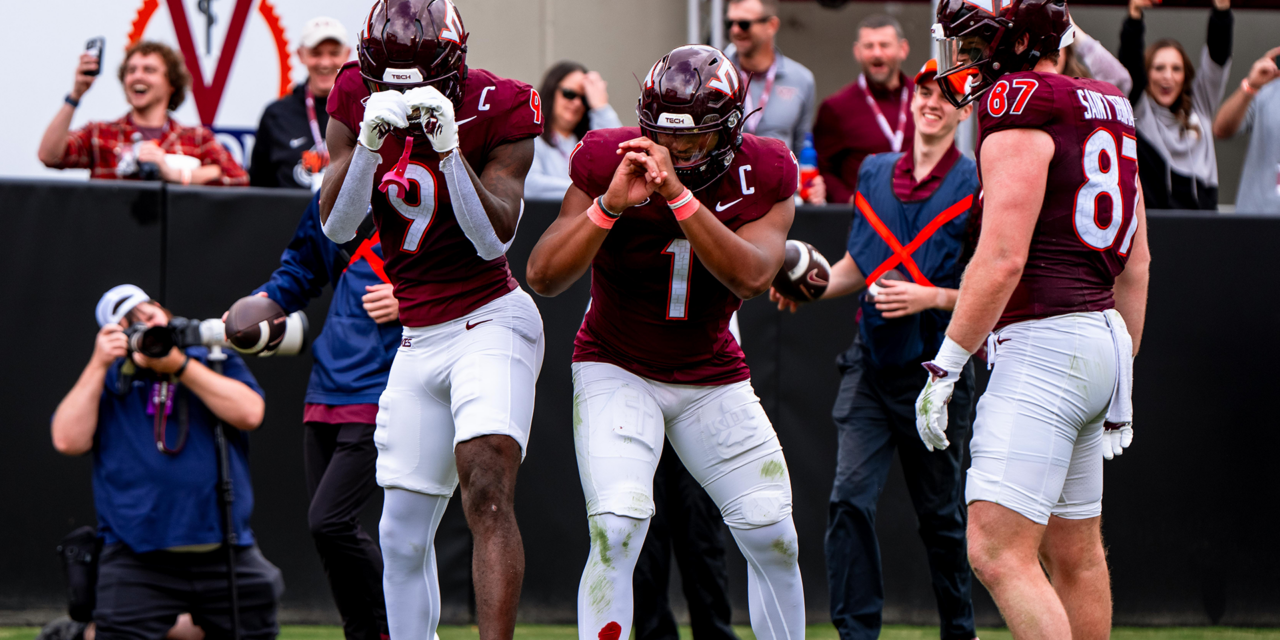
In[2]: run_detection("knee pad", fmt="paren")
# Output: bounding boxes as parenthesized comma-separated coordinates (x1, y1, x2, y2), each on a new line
(720, 487, 793, 529)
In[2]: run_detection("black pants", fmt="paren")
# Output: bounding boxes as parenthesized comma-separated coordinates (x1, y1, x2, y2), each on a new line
(303, 422, 387, 640)
(825, 343, 976, 640)
(633, 442, 736, 640)
(94, 543, 283, 640)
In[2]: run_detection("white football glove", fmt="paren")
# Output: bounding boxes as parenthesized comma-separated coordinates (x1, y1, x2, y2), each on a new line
(1102, 422, 1134, 460)
(403, 85, 459, 154)
(915, 337, 973, 452)
(359, 91, 410, 151)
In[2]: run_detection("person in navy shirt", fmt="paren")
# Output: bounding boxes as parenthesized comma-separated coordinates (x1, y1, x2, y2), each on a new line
(772, 60, 980, 640)
(247, 193, 401, 640)
(50, 284, 282, 640)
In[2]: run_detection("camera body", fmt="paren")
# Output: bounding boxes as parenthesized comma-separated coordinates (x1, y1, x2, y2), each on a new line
(123, 312, 309, 360)
(115, 133, 162, 181)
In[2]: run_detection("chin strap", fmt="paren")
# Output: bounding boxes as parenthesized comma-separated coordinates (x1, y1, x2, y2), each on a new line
(323, 145, 380, 243)
(439, 150, 519, 260)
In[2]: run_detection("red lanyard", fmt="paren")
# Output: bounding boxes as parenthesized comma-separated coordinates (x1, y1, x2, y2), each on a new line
(858, 74, 909, 153)
(304, 88, 329, 160)
(739, 56, 778, 135)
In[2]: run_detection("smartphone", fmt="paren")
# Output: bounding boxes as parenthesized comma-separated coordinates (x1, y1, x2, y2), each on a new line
(84, 37, 105, 77)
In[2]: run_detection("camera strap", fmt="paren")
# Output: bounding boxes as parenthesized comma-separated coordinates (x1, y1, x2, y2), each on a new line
(153, 377, 189, 455)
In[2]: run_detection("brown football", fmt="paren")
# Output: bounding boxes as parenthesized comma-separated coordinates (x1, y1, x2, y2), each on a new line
(772, 240, 831, 302)
(224, 295, 287, 354)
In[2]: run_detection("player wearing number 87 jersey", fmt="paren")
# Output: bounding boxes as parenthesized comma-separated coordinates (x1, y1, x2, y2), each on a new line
(526, 44, 805, 640)
(918, 0, 1151, 637)
(318, 1, 545, 639)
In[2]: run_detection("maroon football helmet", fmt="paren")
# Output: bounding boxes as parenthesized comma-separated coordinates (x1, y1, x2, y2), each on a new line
(358, 0, 469, 106)
(637, 45, 747, 192)
(932, 0, 1074, 108)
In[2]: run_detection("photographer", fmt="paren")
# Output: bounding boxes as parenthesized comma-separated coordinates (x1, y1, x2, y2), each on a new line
(38, 40, 247, 185)
(50, 285, 282, 639)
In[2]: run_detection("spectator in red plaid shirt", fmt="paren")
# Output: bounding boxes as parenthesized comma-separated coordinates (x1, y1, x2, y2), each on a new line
(38, 41, 247, 186)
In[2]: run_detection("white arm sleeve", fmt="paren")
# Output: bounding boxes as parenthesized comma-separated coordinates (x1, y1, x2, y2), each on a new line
(323, 144, 381, 243)
(439, 150, 517, 260)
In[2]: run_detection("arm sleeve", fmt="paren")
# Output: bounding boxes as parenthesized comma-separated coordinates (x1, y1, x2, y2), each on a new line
(814, 100, 854, 204)
(1194, 10, 1234, 118)
(775, 140, 800, 202)
(323, 144, 379, 243)
(55, 124, 94, 170)
(1119, 16, 1147, 104)
(587, 105, 623, 131)
(439, 150, 517, 260)
(1074, 32, 1133, 96)
(252, 199, 334, 314)
(569, 131, 614, 199)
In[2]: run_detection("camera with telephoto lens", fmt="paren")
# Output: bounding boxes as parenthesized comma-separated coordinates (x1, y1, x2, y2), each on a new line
(123, 312, 309, 359)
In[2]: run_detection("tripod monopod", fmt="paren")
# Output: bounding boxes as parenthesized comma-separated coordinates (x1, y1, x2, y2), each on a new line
(206, 345, 242, 640)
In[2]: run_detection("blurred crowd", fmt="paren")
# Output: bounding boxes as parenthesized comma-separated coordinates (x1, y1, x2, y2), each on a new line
(38, 0, 1280, 212)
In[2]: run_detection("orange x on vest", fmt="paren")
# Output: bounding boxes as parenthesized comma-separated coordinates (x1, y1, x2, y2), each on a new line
(854, 192, 973, 288)
(346, 232, 391, 284)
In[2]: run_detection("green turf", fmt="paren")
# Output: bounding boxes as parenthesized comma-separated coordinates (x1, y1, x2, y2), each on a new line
(5, 625, 1280, 640)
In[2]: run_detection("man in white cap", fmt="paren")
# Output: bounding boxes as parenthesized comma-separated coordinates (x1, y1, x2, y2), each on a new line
(251, 17, 352, 189)
(49, 285, 282, 640)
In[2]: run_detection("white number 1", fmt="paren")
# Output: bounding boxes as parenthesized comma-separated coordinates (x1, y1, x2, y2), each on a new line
(662, 239, 692, 320)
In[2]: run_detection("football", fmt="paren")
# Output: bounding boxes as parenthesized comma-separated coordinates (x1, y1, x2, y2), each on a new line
(772, 239, 831, 302)
(224, 295, 288, 355)
(867, 268, 909, 300)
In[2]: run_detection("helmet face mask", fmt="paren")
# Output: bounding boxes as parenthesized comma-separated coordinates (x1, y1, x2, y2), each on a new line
(637, 45, 747, 192)
(932, 0, 1074, 108)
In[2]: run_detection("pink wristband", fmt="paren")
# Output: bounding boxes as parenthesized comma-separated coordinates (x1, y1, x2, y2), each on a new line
(669, 188, 700, 221)
(586, 200, 617, 230)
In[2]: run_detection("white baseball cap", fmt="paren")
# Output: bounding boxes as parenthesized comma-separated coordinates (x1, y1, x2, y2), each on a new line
(299, 17, 348, 49)
(96, 284, 150, 328)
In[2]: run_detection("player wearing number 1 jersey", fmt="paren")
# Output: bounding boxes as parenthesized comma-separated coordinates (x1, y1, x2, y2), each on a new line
(916, 0, 1151, 638)
(527, 45, 805, 640)
(318, 2, 544, 639)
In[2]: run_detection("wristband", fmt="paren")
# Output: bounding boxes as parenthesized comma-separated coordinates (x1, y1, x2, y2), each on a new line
(64, 94, 80, 108)
(931, 336, 973, 375)
(668, 188, 700, 221)
(1241, 77, 1258, 96)
(174, 354, 191, 379)
(586, 199, 618, 230)
(595, 196, 622, 219)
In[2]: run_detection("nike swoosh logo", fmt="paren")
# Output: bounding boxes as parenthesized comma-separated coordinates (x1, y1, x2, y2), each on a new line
(465, 318, 493, 330)
(715, 198, 743, 212)
(289, 137, 309, 148)
(996, 337, 1011, 345)
(455, 116, 477, 126)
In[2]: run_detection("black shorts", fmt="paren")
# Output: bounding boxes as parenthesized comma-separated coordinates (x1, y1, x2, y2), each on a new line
(93, 543, 284, 640)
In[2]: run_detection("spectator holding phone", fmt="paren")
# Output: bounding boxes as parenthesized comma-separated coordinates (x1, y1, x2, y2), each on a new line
(38, 40, 247, 185)
(1120, 0, 1233, 210)
(1212, 46, 1280, 213)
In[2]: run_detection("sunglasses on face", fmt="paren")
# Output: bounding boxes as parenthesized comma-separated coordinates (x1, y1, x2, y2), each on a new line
(559, 87, 586, 102)
(725, 16, 772, 32)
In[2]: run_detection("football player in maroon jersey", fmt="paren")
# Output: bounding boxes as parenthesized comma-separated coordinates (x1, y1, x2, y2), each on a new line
(915, 0, 1151, 638)
(318, 2, 545, 639)
(526, 45, 804, 640)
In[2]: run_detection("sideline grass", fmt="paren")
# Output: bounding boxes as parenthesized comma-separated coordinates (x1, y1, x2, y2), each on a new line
(5, 625, 1280, 640)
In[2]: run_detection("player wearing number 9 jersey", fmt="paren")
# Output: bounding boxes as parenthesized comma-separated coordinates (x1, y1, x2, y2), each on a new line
(526, 45, 805, 640)
(318, 1, 544, 639)
(916, 0, 1151, 637)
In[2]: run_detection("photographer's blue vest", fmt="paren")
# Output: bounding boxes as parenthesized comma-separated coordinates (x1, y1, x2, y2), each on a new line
(847, 152, 978, 369)
(255, 195, 401, 406)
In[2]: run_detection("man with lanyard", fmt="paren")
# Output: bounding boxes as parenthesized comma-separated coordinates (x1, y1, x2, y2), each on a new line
(250, 17, 351, 190)
(814, 14, 914, 205)
(773, 60, 980, 640)
(724, 0, 825, 204)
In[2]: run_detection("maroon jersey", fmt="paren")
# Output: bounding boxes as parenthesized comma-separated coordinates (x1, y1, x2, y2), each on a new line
(328, 62, 543, 326)
(569, 128, 798, 385)
(975, 71, 1140, 328)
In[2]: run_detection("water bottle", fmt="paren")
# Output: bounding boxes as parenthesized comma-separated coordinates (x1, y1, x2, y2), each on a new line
(798, 133, 819, 202)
